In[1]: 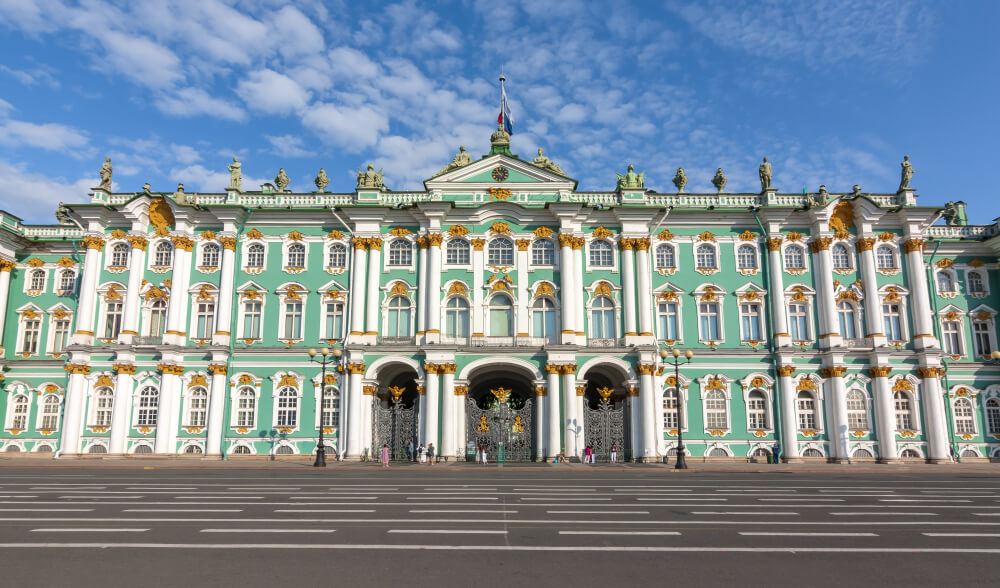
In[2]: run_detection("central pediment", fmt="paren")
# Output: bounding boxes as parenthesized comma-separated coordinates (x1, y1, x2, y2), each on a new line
(424, 153, 577, 192)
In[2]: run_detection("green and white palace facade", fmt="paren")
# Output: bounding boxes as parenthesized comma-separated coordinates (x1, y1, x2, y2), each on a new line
(1, 128, 998, 463)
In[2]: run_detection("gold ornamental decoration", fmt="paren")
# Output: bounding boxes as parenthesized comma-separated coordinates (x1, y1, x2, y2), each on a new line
(127, 235, 148, 250)
(426, 233, 444, 247)
(447, 225, 469, 237)
(829, 200, 855, 237)
(766, 237, 783, 252)
(347, 362, 366, 375)
(796, 377, 818, 391)
(892, 378, 913, 392)
(592, 226, 614, 239)
(200, 230, 217, 241)
(171, 235, 194, 251)
(657, 229, 674, 241)
(488, 187, 512, 201)
(512, 415, 525, 433)
(559, 364, 577, 375)
(516, 239, 531, 251)
(533, 226, 555, 238)
(533, 282, 555, 298)
(284, 284, 303, 301)
(705, 377, 725, 391)
(362, 385, 377, 396)
(471, 238, 486, 251)
(26, 257, 45, 267)
(82, 235, 106, 250)
(207, 363, 228, 376)
(95, 374, 114, 388)
(110, 229, 128, 239)
(786, 231, 803, 242)
(0, 259, 14, 272)
(157, 363, 184, 376)
(917, 367, 945, 379)
(148, 197, 175, 230)
(637, 363, 657, 376)
(246, 228, 264, 240)
(544, 363, 561, 374)
(237, 374, 256, 385)
(750, 376, 766, 389)
(594, 281, 613, 297)
(277, 374, 299, 388)
(476, 414, 490, 433)
(489, 221, 511, 235)
(776, 365, 796, 377)
(388, 227, 412, 237)
(856, 237, 875, 252)
(902, 238, 924, 254)
(936, 258, 954, 269)
(490, 387, 512, 404)
(818, 366, 848, 378)
(454, 385, 469, 396)
(575, 384, 585, 397)
(57, 256, 77, 268)
(187, 374, 208, 388)
(533, 385, 546, 397)
(327, 230, 345, 240)
(388, 385, 406, 401)
(286, 230, 304, 241)
(389, 281, 409, 296)
(809, 237, 833, 253)
(696, 231, 716, 242)
(868, 366, 892, 378)
(878, 231, 895, 241)
(447, 282, 468, 297)
(738, 230, 757, 241)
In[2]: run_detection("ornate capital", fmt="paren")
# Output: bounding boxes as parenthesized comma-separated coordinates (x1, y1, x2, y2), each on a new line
(559, 364, 577, 375)
(766, 237, 783, 252)
(0, 259, 15, 272)
(367, 237, 383, 251)
(218, 236, 237, 251)
(64, 362, 91, 375)
(558, 233, 575, 248)
(575, 384, 585, 397)
(82, 235, 106, 250)
(516, 239, 531, 251)
(416, 385, 426, 396)
(809, 237, 833, 253)
(362, 385, 377, 396)
(571, 236, 586, 250)
(544, 363, 561, 374)
(207, 363, 228, 376)
(426, 233, 444, 247)
(903, 238, 924, 254)
(917, 366, 945, 379)
(637, 363, 657, 376)
(347, 361, 366, 375)
(127, 235, 148, 250)
(439, 362, 457, 374)
(776, 365, 796, 377)
(158, 363, 184, 376)
(633, 237, 651, 251)
(619, 237, 635, 251)
(818, 366, 847, 378)
(868, 366, 892, 378)
(423, 362, 439, 375)
(471, 238, 486, 251)
(352, 237, 367, 250)
(416, 235, 429, 249)
(171, 236, 194, 251)
(453, 385, 468, 396)
(626, 385, 640, 397)
(856, 237, 876, 252)
(534, 385, 546, 397)
(112, 362, 136, 375)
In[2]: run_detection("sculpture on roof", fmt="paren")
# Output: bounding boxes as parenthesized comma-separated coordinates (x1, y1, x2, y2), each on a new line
(437, 146, 472, 176)
(275, 168, 290, 192)
(942, 201, 968, 226)
(758, 156, 772, 191)
(357, 164, 385, 190)
(315, 168, 329, 192)
(712, 168, 727, 193)
(672, 167, 687, 192)
(227, 157, 242, 192)
(532, 147, 565, 175)
(55, 202, 71, 225)
(98, 157, 113, 191)
(616, 164, 644, 190)
(899, 155, 914, 191)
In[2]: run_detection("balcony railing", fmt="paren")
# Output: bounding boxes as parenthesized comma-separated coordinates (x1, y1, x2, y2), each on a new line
(588, 337, 624, 348)
(377, 336, 415, 345)
(842, 337, 872, 349)
(470, 335, 550, 347)
(132, 336, 163, 346)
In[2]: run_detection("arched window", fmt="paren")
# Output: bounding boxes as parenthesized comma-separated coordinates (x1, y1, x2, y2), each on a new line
(28, 269, 45, 291)
(837, 301, 858, 339)
(58, 270, 76, 293)
(589, 240, 613, 267)
(882, 301, 903, 342)
(444, 297, 470, 340)
(747, 390, 768, 429)
(802, 448, 823, 458)
(489, 294, 514, 337)
(655, 243, 676, 269)
(326, 243, 347, 269)
(704, 390, 728, 429)
(590, 296, 616, 339)
(695, 244, 717, 270)
(657, 300, 679, 341)
(148, 299, 167, 337)
(953, 397, 976, 435)
(531, 239, 554, 266)
(286, 243, 305, 269)
(8, 394, 29, 429)
(968, 271, 986, 294)
(487, 238, 514, 266)
(852, 448, 874, 459)
(91, 388, 114, 427)
(698, 301, 721, 341)
(788, 302, 810, 342)
(707, 447, 729, 458)
(832, 244, 851, 270)
(900, 448, 921, 459)
(194, 297, 216, 340)
(186, 387, 208, 427)
(663, 388, 679, 429)
(784, 245, 805, 270)
(937, 271, 956, 294)
(321, 386, 339, 428)
(893, 391, 914, 431)
(986, 398, 1000, 435)
(110, 243, 130, 267)
(531, 298, 557, 341)
(236, 387, 256, 428)
(275, 387, 298, 427)
(388, 239, 412, 266)
(201, 242, 220, 268)
(185, 445, 203, 454)
(323, 300, 344, 340)
(446, 239, 470, 265)
(876, 245, 896, 270)
(136, 386, 159, 426)
(737, 244, 757, 270)
(942, 319, 962, 355)
(386, 296, 412, 338)
(154, 241, 173, 267)
(846, 390, 869, 430)
(246, 243, 265, 269)
(104, 298, 123, 339)
(797, 391, 817, 430)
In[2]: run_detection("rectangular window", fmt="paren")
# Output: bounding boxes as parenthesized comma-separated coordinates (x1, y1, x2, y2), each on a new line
(242, 300, 262, 339)
(698, 302, 720, 341)
(195, 301, 215, 340)
(657, 302, 679, 341)
(883, 303, 903, 342)
(51, 318, 70, 354)
(104, 301, 123, 339)
(739, 302, 762, 342)
(972, 321, 992, 357)
(324, 302, 344, 340)
(942, 320, 962, 355)
(788, 303, 810, 341)
(21, 319, 41, 354)
(283, 301, 303, 340)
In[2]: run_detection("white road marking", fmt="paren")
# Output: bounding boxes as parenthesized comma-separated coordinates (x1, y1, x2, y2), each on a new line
(0, 517, 995, 526)
(125, 487, 197, 491)
(758, 498, 843, 502)
(636, 498, 726, 501)
(407, 497, 498, 501)
(923, 533, 1000, 537)
(30, 528, 148, 533)
(693, 512, 799, 516)
(0, 508, 94, 512)
(832, 512, 938, 516)
(546, 511, 650, 515)
(739, 532, 878, 537)
(388, 530, 507, 534)
(559, 531, 680, 536)
(58, 496, 142, 500)
(273, 509, 376, 513)
(123, 509, 244, 513)
(409, 510, 519, 514)
(0, 495, 38, 498)
(879, 499, 972, 503)
(290, 497, 377, 500)
(200, 529, 336, 533)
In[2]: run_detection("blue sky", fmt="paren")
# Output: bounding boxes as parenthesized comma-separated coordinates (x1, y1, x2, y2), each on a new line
(0, 0, 997, 224)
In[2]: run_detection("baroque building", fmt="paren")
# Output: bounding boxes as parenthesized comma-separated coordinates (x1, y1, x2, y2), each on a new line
(0, 127, 998, 463)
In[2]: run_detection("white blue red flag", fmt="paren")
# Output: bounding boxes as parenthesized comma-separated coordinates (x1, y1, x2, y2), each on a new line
(498, 75, 514, 134)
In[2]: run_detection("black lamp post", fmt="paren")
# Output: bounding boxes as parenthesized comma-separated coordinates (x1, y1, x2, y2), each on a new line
(660, 347, 694, 470)
(308, 346, 342, 467)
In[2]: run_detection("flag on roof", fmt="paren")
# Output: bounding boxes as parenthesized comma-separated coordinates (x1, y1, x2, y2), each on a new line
(498, 74, 514, 134)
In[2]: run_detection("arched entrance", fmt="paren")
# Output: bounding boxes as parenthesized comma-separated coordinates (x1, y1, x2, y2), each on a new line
(371, 365, 419, 461)
(582, 367, 631, 462)
(466, 366, 536, 462)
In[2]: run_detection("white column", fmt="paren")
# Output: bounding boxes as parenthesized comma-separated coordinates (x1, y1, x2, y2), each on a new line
(546, 365, 561, 460)
(365, 238, 382, 341)
(472, 240, 485, 339)
(348, 239, 367, 344)
(345, 363, 364, 459)
(825, 368, 849, 462)
(154, 367, 182, 454)
(903, 237, 937, 350)
(629, 386, 642, 462)
(440, 366, 456, 458)
(777, 366, 800, 461)
(573, 243, 585, 343)
(72, 236, 105, 345)
(360, 385, 374, 453)
(919, 368, 949, 462)
(455, 385, 467, 460)
(558, 234, 576, 344)
(562, 367, 578, 459)
(59, 360, 90, 455)
(533, 383, 545, 461)
(620, 240, 637, 340)
(416, 240, 428, 341)
(515, 239, 530, 340)
(212, 237, 237, 346)
(205, 363, 227, 456)
(0, 261, 12, 344)
(871, 368, 897, 462)
(163, 236, 193, 346)
(423, 366, 440, 449)
(812, 238, 842, 348)
(767, 238, 790, 348)
(118, 238, 147, 344)
(857, 238, 886, 347)
(635, 239, 654, 340)
(108, 364, 135, 454)
(639, 365, 657, 462)
(425, 234, 443, 343)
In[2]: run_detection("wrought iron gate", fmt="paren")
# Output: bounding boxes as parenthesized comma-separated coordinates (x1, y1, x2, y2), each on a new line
(372, 390, 418, 461)
(584, 387, 627, 462)
(467, 387, 534, 462)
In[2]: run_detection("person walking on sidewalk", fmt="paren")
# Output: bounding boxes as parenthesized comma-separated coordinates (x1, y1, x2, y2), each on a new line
(610, 442, 619, 464)
(427, 443, 436, 465)
(406, 440, 414, 462)
(380, 443, 390, 468)
(583, 445, 593, 464)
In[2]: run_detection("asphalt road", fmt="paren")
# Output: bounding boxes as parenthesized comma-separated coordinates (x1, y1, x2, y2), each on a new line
(0, 463, 998, 587)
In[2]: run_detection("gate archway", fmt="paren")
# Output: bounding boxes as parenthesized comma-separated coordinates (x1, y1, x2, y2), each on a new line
(583, 368, 631, 462)
(466, 365, 537, 462)
(371, 365, 419, 461)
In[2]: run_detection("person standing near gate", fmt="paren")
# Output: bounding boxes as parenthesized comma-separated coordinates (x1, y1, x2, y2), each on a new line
(380, 443, 390, 468)
(478, 441, 488, 465)
(610, 442, 619, 464)
(406, 440, 414, 462)
(427, 443, 436, 465)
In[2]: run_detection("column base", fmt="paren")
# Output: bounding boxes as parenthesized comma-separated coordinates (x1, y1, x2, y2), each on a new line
(878, 458, 901, 464)
(828, 458, 851, 464)
(782, 457, 804, 463)
(927, 458, 953, 464)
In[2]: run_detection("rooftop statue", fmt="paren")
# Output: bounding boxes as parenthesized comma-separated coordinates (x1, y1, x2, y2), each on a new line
(142, 182, 152, 194)
(490, 123, 510, 146)
(943, 201, 969, 226)
(55, 202, 71, 225)
(275, 168, 290, 192)
(315, 168, 329, 192)
(227, 156, 242, 192)
(437, 146, 472, 175)
(758, 156, 772, 191)
(532, 147, 565, 175)
(357, 163, 385, 190)
(616, 163, 645, 190)
(672, 167, 687, 192)
(899, 155, 914, 191)
(98, 157, 112, 191)
(712, 167, 727, 192)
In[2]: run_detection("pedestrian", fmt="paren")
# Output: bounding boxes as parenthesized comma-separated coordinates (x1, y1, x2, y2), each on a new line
(479, 442, 488, 465)
(583, 445, 592, 464)
(427, 443, 435, 465)
(380, 443, 390, 468)
(406, 440, 414, 462)
(773, 443, 780, 465)
(417, 444, 426, 464)
(610, 442, 619, 464)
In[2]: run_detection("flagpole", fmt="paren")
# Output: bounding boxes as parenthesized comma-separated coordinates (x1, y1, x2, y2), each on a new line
(499, 71, 505, 126)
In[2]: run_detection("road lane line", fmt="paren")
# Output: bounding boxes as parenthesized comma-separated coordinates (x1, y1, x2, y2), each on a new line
(693, 512, 799, 516)
(409, 510, 519, 514)
(758, 498, 843, 502)
(832, 512, 938, 516)
(923, 533, 1000, 537)
(407, 497, 498, 501)
(123, 509, 244, 513)
(274, 509, 375, 513)
(0, 517, 996, 526)
(559, 531, 680, 536)
(388, 530, 506, 534)
(879, 499, 972, 503)
(636, 498, 726, 501)
(30, 528, 148, 533)
(201, 529, 336, 533)
(546, 511, 650, 515)
(0, 508, 95, 512)
(739, 532, 877, 537)
(58, 496, 142, 500)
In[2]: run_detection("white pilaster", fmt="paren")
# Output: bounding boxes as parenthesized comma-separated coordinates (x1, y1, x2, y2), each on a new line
(871, 368, 897, 463)
(425, 234, 443, 343)
(212, 237, 237, 346)
(472, 241, 485, 338)
(562, 368, 579, 459)
(345, 363, 364, 459)
(812, 238, 842, 348)
(360, 384, 373, 453)
(423, 367, 440, 449)
(0, 261, 13, 346)
(573, 243, 585, 344)
(825, 368, 850, 462)
(59, 357, 90, 455)
(455, 385, 467, 460)
(163, 235, 193, 346)
(154, 367, 182, 454)
(515, 239, 530, 340)
(416, 241, 428, 342)
(558, 235, 576, 344)
(767, 238, 791, 348)
(119, 238, 147, 344)
(364, 238, 382, 343)
(439, 367, 456, 458)
(629, 386, 642, 462)
(919, 368, 950, 462)
(205, 363, 227, 456)
(903, 237, 937, 350)
(72, 237, 104, 345)
(635, 239, 654, 342)
(533, 383, 545, 461)
(857, 237, 887, 347)
(777, 366, 800, 461)
(639, 365, 657, 462)
(108, 363, 135, 454)
(620, 241, 638, 342)
(546, 365, 561, 460)
(348, 239, 367, 344)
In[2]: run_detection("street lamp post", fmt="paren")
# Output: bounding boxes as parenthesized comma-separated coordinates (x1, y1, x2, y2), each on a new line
(660, 348, 694, 470)
(308, 346, 342, 467)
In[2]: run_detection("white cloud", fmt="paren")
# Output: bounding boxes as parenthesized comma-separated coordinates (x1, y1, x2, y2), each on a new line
(236, 69, 311, 115)
(97, 30, 184, 89)
(0, 64, 60, 88)
(270, 6, 325, 59)
(168, 163, 268, 193)
(266, 134, 316, 158)
(329, 47, 380, 80)
(301, 102, 389, 152)
(0, 119, 89, 153)
(0, 159, 93, 222)
(170, 144, 201, 165)
(154, 87, 247, 122)
(0, 98, 12, 117)
(554, 103, 587, 124)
